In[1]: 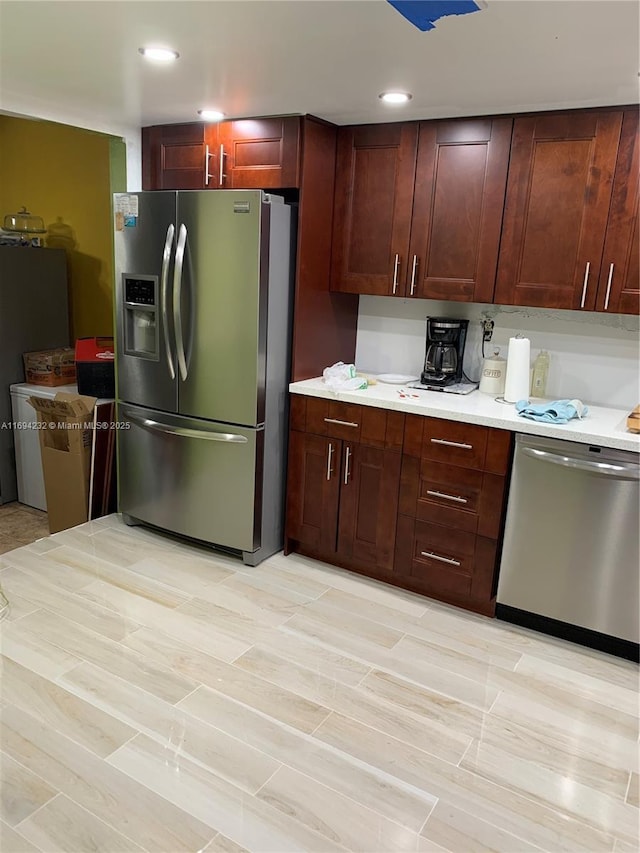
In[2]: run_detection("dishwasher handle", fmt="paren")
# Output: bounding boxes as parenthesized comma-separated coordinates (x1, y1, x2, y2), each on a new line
(521, 446, 640, 480)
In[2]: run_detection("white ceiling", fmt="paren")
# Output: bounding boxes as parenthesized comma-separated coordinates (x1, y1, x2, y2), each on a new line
(1, 0, 638, 137)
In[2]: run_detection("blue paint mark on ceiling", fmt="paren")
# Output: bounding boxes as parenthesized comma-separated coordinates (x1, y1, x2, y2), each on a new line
(387, 1, 486, 32)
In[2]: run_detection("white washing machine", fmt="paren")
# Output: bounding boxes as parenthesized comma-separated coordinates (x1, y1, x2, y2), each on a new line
(10, 382, 77, 511)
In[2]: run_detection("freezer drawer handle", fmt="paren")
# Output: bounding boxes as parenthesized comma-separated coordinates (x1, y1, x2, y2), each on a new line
(324, 418, 359, 428)
(430, 438, 472, 450)
(173, 223, 188, 381)
(426, 489, 468, 504)
(125, 412, 248, 443)
(161, 224, 176, 380)
(421, 551, 461, 567)
(521, 446, 640, 479)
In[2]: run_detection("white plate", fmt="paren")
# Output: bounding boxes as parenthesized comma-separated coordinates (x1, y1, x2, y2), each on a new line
(376, 374, 420, 385)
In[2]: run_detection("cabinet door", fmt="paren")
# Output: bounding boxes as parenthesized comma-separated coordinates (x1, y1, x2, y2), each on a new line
(142, 124, 207, 190)
(495, 110, 623, 309)
(337, 444, 401, 571)
(331, 123, 417, 295)
(596, 110, 639, 315)
(286, 431, 341, 553)
(408, 118, 511, 303)
(218, 117, 301, 188)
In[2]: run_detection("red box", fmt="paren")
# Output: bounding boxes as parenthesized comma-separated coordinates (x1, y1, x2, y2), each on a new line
(75, 337, 115, 399)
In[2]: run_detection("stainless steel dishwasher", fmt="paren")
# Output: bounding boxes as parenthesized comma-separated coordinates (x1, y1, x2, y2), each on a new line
(496, 434, 639, 661)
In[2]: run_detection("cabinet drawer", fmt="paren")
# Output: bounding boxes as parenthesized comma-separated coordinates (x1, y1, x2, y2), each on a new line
(399, 457, 506, 539)
(395, 516, 497, 603)
(403, 414, 512, 474)
(305, 398, 363, 441)
(296, 397, 404, 448)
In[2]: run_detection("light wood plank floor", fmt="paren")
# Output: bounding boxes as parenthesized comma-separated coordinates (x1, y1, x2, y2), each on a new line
(0, 515, 638, 853)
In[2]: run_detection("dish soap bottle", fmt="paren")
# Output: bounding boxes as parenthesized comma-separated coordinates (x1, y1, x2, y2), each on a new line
(531, 350, 550, 398)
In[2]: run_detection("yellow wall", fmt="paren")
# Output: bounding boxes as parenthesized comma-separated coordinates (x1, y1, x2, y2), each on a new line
(0, 116, 125, 339)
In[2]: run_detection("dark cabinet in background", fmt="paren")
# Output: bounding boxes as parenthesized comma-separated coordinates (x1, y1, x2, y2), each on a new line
(595, 109, 639, 315)
(330, 117, 511, 303)
(330, 122, 418, 296)
(494, 109, 624, 310)
(142, 116, 301, 190)
(213, 117, 301, 189)
(408, 118, 511, 303)
(142, 123, 207, 190)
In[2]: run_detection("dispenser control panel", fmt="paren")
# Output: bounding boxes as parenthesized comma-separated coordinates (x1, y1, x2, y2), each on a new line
(122, 274, 159, 361)
(125, 277, 156, 306)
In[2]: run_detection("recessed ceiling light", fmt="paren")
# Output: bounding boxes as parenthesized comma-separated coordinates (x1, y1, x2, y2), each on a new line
(379, 92, 413, 104)
(198, 109, 226, 122)
(138, 47, 179, 62)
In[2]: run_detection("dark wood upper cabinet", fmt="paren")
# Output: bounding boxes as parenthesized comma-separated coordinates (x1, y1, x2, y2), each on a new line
(142, 123, 207, 190)
(215, 117, 301, 189)
(331, 123, 418, 296)
(494, 110, 624, 310)
(595, 109, 639, 315)
(408, 118, 512, 303)
(142, 117, 301, 191)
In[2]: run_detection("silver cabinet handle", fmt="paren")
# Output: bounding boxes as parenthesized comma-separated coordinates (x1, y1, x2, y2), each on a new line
(580, 261, 591, 308)
(125, 412, 248, 443)
(344, 446, 352, 485)
(603, 262, 614, 311)
(204, 144, 213, 186)
(326, 442, 334, 481)
(430, 438, 472, 450)
(426, 489, 468, 504)
(219, 143, 226, 186)
(409, 254, 418, 296)
(421, 551, 461, 567)
(392, 253, 400, 295)
(160, 223, 176, 380)
(324, 418, 359, 428)
(173, 223, 188, 381)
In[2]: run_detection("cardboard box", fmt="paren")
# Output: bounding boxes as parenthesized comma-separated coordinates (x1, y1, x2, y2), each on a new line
(29, 392, 97, 533)
(23, 347, 76, 386)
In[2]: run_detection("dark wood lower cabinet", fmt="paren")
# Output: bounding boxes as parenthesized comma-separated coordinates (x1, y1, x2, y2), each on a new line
(337, 443, 401, 571)
(286, 429, 401, 574)
(285, 399, 513, 617)
(394, 515, 498, 616)
(286, 430, 340, 553)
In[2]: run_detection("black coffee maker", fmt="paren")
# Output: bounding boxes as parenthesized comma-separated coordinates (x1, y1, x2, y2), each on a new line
(421, 317, 469, 387)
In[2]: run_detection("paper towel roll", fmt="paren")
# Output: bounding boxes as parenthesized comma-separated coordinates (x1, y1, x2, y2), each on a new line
(504, 336, 531, 403)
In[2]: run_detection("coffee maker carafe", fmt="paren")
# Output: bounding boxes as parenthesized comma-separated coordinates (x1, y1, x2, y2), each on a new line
(421, 317, 469, 387)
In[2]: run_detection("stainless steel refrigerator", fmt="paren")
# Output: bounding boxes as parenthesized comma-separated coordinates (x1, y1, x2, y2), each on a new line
(114, 190, 294, 565)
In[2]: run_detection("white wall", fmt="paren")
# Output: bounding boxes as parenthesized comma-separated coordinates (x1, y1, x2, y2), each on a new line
(355, 296, 640, 409)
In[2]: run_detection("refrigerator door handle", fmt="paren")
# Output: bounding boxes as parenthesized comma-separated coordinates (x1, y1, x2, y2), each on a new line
(160, 223, 176, 380)
(173, 223, 188, 381)
(123, 410, 249, 443)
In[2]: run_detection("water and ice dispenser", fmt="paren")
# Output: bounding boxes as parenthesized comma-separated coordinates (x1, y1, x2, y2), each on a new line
(123, 276, 159, 359)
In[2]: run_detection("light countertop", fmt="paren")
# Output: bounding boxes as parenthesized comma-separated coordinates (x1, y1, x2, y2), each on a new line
(289, 378, 640, 453)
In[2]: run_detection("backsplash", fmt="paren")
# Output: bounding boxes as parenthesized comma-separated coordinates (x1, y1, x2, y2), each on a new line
(355, 296, 640, 409)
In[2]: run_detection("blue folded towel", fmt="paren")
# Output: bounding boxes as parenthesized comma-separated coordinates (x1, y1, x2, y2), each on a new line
(516, 399, 588, 424)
